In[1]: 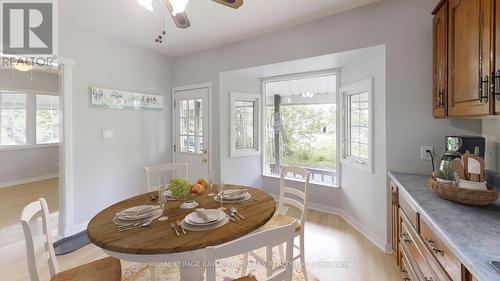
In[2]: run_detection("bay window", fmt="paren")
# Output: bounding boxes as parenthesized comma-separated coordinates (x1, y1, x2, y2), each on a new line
(263, 71, 339, 186)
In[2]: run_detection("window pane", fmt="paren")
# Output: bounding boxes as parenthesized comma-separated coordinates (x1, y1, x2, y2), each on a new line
(36, 95, 60, 144)
(264, 74, 338, 186)
(348, 92, 369, 160)
(1, 93, 27, 145)
(234, 100, 255, 149)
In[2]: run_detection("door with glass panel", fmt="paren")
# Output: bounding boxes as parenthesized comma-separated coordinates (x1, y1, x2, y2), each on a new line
(173, 87, 209, 182)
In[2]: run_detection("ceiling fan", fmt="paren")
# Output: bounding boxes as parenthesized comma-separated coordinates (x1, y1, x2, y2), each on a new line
(166, 0, 244, 29)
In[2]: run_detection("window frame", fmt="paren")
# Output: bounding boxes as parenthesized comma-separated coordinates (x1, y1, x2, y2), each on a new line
(229, 92, 261, 158)
(340, 77, 374, 173)
(261, 69, 341, 187)
(0, 89, 59, 151)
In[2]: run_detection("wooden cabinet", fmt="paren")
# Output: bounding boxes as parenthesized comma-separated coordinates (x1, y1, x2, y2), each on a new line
(433, 1, 448, 118)
(494, 0, 500, 114)
(447, 0, 492, 117)
(389, 180, 480, 281)
(391, 182, 399, 265)
(432, 0, 496, 118)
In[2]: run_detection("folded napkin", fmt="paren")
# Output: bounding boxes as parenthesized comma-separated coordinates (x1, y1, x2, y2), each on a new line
(220, 189, 247, 197)
(194, 208, 217, 222)
(118, 205, 159, 216)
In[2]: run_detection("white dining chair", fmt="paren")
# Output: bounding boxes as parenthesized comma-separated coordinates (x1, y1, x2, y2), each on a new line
(144, 162, 188, 192)
(20, 198, 121, 281)
(206, 222, 296, 281)
(242, 165, 311, 281)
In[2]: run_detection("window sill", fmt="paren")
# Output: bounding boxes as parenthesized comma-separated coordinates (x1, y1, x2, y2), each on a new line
(262, 173, 341, 189)
(0, 143, 59, 152)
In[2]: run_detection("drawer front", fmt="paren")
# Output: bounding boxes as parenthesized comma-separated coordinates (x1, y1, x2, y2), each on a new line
(420, 218, 461, 281)
(400, 210, 437, 281)
(399, 190, 419, 230)
(400, 245, 419, 281)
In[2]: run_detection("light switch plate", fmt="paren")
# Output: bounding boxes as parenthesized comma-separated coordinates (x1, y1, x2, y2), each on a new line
(102, 130, 113, 140)
(421, 145, 433, 161)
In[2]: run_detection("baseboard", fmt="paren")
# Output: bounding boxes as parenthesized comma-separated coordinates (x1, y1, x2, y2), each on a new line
(0, 173, 58, 189)
(269, 193, 391, 254)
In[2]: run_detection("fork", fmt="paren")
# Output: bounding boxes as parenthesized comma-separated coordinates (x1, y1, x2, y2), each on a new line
(176, 220, 187, 235)
(171, 223, 180, 236)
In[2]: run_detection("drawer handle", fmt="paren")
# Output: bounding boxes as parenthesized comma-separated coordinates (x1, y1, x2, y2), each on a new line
(401, 232, 412, 243)
(426, 239, 444, 256)
(401, 269, 411, 281)
(424, 278, 433, 281)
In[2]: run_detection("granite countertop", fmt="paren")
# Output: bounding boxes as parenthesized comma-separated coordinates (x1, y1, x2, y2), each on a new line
(388, 172, 500, 281)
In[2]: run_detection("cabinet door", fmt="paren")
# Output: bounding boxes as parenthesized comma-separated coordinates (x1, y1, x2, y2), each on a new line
(433, 2, 448, 118)
(494, 0, 500, 114)
(448, 0, 492, 116)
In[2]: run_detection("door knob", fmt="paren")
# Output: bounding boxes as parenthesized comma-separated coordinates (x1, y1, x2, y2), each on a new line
(202, 158, 208, 163)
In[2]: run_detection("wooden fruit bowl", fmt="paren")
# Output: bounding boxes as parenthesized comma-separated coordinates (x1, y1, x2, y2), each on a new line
(428, 177, 498, 206)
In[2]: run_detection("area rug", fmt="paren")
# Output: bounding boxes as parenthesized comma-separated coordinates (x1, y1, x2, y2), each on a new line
(122, 247, 320, 281)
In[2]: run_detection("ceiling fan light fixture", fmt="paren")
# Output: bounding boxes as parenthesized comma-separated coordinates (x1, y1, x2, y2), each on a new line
(168, 0, 189, 16)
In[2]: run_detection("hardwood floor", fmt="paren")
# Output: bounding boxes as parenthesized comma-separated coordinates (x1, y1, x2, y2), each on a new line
(0, 180, 401, 281)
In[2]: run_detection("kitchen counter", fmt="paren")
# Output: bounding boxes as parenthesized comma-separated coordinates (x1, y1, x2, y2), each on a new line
(388, 172, 500, 281)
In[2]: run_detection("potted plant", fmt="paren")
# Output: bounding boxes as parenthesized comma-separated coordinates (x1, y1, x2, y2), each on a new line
(433, 162, 456, 185)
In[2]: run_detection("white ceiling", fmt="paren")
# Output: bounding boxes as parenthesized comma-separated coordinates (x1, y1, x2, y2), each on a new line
(60, 0, 378, 57)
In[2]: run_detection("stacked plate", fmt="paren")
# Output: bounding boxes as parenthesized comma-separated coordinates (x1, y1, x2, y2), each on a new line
(214, 189, 251, 203)
(112, 205, 162, 226)
(181, 209, 229, 231)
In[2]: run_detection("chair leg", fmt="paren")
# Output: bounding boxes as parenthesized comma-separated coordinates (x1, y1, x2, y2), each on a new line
(150, 265, 156, 281)
(278, 243, 285, 264)
(266, 246, 273, 277)
(300, 233, 308, 281)
(241, 253, 249, 276)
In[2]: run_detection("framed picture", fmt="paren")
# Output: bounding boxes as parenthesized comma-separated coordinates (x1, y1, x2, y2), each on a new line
(90, 87, 163, 111)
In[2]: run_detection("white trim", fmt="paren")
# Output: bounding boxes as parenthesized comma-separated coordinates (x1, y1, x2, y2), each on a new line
(0, 173, 58, 189)
(229, 92, 261, 158)
(171, 83, 213, 178)
(0, 143, 58, 152)
(340, 77, 374, 173)
(268, 192, 391, 254)
(58, 62, 76, 237)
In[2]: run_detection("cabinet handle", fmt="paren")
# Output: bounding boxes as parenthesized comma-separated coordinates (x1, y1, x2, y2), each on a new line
(439, 90, 445, 108)
(401, 269, 411, 281)
(480, 75, 489, 103)
(424, 278, 433, 281)
(426, 239, 444, 256)
(493, 70, 500, 101)
(401, 232, 412, 243)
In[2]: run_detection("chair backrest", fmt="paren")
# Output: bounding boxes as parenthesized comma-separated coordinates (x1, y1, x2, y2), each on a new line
(20, 198, 59, 281)
(278, 165, 311, 228)
(144, 162, 188, 192)
(205, 223, 295, 281)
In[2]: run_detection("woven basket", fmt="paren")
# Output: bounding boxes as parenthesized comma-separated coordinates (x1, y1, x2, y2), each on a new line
(428, 177, 498, 206)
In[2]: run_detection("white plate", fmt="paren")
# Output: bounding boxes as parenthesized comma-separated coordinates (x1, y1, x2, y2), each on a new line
(185, 209, 225, 225)
(117, 210, 160, 221)
(112, 209, 163, 226)
(214, 192, 251, 203)
(181, 216, 230, 232)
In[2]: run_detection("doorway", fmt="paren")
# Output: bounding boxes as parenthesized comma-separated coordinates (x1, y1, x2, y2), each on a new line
(172, 84, 212, 182)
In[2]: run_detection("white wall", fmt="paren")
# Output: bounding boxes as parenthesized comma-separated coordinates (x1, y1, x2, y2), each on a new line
(60, 22, 173, 227)
(173, 0, 482, 250)
(0, 70, 60, 186)
(219, 72, 263, 187)
(482, 120, 500, 173)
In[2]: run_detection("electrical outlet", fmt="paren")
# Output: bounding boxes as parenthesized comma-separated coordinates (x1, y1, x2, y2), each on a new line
(421, 146, 433, 161)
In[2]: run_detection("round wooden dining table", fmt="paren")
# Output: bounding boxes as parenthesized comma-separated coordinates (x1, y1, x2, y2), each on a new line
(87, 185, 276, 281)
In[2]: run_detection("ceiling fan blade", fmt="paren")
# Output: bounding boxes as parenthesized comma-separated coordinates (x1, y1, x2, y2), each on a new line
(212, 0, 243, 9)
(165, 1, 191, 29)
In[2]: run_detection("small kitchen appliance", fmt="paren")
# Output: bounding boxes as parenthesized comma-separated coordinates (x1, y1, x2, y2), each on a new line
(439, 136, 486, 170)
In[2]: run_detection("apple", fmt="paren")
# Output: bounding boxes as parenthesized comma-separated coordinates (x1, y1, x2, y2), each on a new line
(197, 178, 209, 189)
(191, 183, 204, 195)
